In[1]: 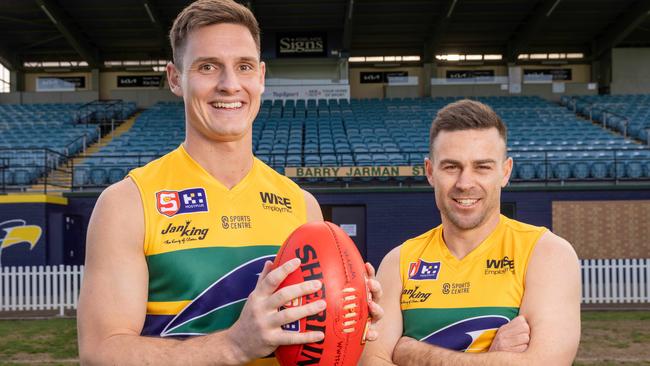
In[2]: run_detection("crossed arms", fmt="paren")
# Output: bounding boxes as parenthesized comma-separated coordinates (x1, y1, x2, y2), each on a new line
(360, 230, 581, 366)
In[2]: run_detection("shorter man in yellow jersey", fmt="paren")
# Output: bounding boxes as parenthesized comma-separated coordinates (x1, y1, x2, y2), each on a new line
(361, 99, 581, 365)
(77, 1, 382, 365)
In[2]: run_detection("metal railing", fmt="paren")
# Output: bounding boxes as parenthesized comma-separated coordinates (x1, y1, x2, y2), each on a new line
(74, 100, 132, 136)
(70, 153, 159, 190)
(1, 148, 649, 193)
(0, 148, 72, 194)
(568, 97, 633, 139)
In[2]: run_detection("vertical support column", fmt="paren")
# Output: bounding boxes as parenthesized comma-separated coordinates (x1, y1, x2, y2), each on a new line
(338, 58, 349, 83)
(423, 62, 435, 98)
(91, 68, 102, 99)
(10, 70, 24, 92)
(508, 64, 522, 94)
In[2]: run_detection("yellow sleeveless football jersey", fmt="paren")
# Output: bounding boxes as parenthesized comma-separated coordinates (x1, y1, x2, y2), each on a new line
(400, 215, 546, 353)
(128, 145, 307, 366)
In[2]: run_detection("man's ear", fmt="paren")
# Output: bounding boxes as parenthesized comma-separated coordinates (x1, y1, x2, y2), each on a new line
(259, 61, 266, 94)
(166, 62, 183, 97)
(425, 156, 435, 187)
(502, 156, 513, 187)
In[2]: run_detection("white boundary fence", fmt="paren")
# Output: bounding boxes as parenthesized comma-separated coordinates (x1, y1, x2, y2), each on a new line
(581, 259, 649, 304)
(0, 260, 648, 313)
(0, 265, 83, 315)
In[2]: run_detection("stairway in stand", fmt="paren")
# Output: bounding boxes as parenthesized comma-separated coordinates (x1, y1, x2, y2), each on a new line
(28, 111, 141, 194)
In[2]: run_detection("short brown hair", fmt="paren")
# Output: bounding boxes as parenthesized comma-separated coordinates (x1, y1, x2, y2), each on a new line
(169, 0, 261, 68)
(429, 99, 507, 156)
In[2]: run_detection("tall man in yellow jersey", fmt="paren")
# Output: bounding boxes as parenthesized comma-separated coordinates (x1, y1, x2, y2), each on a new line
(77, 1, 382, 364)
(361, 99, 581, 365)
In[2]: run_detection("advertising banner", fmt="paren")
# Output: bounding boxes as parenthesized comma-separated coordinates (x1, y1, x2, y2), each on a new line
(277, 33, 327, 58)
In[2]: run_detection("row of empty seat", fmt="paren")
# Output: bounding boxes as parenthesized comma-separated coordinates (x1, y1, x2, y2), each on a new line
(0, 101, 138, 187)
(564, 94, 650, 142)
(0, 103, 103, 186)
(69, 96, 650, 186)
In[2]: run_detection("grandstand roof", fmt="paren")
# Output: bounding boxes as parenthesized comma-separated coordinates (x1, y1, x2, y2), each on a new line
(1, 0, 649, 70)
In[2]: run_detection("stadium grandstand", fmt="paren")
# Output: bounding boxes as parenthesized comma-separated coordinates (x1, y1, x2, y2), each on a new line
(0, 2, 649, 361)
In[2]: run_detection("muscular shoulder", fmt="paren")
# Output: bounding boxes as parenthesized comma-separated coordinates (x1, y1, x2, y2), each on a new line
(375, 245, 404, 295)
(97, 177, 141, 209)
(380, 245, 402, 269)
(89, 178, 144, 252)
(525, 230, 579, 289)
(94, 177, 142, 214)
(533, 231, 579, 264)
(302, 189, 323, 222)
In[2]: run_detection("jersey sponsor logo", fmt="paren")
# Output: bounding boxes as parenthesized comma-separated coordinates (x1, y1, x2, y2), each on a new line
(160, 255, 275, 337)
(156, 188, 208, 217)
(220, 215, 252, 230)
(259, 191, 293, 213)
(408, 259, 441, 280)
(401, 285, 432, 304)
(485, 256, 515, 275)
(442, 281, 471, 295)
(420, 315, 510, 352)
(160, 220, 209, 244)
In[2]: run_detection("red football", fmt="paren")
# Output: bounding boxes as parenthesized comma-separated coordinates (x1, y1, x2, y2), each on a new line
(272, 221, 371, 366)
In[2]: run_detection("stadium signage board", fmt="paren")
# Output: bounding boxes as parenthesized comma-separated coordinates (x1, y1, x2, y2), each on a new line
(361, 71, 409, 84)
(284, 166, 426, 178)
(446, 70, 495, 81)
(277, 32, 327, 58)
(117, 75, 163, 88)
(263, 85, 350, 100)
(36, 76, 85, 91)
(523, 68, 572, 82)
(360, 72, 383, 83)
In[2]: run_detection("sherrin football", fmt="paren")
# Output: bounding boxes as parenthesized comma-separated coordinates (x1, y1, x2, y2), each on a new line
(272, 221, 371, 366)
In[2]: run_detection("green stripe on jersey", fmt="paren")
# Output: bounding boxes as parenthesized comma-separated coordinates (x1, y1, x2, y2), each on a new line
(402, 307, 519, 340)
(167, 300, 246, 335)
(146, 245, 279, 302)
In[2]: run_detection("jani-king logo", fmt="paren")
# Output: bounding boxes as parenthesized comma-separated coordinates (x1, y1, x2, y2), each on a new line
(408, 259, 441, 280)
(156, 188, 208, 217)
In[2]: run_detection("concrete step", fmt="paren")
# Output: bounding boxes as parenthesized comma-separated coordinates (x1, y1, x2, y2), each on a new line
(35, 111, 142, 192)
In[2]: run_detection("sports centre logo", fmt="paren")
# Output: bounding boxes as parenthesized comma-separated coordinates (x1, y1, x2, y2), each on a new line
(408, 259, 441, 280)
(0, 219, 42, 267)
(156, 188, 208, 217)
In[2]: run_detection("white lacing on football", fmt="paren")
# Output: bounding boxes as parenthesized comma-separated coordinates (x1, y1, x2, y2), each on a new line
(342, 287, 358, 333)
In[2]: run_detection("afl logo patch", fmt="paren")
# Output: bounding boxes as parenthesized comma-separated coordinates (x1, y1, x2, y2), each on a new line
(156, 188, 208, 217)
(408, 259, 441, 280)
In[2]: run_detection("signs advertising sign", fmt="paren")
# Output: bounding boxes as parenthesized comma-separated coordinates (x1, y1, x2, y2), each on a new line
(277, 33, 327, 58)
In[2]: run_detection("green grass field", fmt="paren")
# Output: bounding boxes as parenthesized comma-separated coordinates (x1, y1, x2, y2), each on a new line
(0, 318, 77, 365)
(0, 311, 649, 365)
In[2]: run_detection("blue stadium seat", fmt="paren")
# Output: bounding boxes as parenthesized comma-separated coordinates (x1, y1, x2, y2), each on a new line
(108, 167, 126, 184)
(90, 167, 108, 186)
